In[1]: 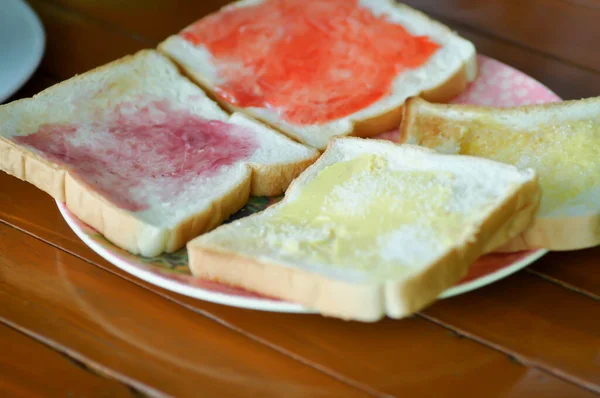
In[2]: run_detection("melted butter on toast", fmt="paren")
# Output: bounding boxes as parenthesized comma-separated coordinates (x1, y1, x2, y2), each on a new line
(416, 116, 600, 215)
(249, 154, 462, 274)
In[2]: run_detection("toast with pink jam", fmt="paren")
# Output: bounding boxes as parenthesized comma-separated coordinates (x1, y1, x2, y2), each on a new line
(0, 50, 319, 256)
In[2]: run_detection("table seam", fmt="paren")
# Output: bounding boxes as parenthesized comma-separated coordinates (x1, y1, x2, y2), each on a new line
(0, 220, 385, 398)
(2, 219, 597, 395)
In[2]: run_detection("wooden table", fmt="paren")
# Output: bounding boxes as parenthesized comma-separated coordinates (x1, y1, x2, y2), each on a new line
(1, 1, 599, 396)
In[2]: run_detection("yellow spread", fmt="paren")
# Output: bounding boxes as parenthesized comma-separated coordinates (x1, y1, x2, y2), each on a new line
(417, 118, 600, 214)
(255, 154, 460, 271)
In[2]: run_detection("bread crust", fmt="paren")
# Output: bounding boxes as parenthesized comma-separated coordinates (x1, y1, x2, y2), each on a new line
(400, 96, 600, 252)
(349, 62, 476, 140)
(187, 138, 541, 321)
(496, 214, 600, 252)
(0, 50, 320, 256)
(157, 0, 477, 149)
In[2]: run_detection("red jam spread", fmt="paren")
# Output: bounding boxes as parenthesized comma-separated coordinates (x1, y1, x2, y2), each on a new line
(15, 100, 258, 212)
(181, 0, 440, 125)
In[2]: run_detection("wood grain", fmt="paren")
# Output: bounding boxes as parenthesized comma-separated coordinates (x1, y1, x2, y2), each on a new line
(423, 272, 600, 392)
(41, 0, 600, 75)
(0, 223, 369, 398)
(424, 15, 600, 100)
(177, 303, 598, 398)
(30, 0, 600, 100)
(42, 0, 229, 41)
(402, 0, 600, 72)
(529, 248, 600, 299)
(1, 172, 598, 396)
(27, 0, 147, 80)
(0, 322, 134, 398)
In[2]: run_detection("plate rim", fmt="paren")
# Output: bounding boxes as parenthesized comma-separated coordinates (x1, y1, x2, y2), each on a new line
(54, 53, 556, 313)
(58, 200, 313, 313)
(57, 201, 548, 313)
(438, 249, 547, 299)
(0, 0, 46, 103)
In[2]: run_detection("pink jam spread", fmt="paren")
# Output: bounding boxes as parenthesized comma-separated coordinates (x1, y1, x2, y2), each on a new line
(15, 100, 258, 212)
(181, 0, 440, 125)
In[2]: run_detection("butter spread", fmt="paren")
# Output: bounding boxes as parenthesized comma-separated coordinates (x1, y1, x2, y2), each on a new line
(251, 154, 462, 273)
(417, 117, 600, 214)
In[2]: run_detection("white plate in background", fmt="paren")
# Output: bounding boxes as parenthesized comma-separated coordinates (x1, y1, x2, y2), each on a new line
(0, 0, 45, 103)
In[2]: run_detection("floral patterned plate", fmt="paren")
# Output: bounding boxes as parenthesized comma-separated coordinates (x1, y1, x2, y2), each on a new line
(57, 55, 559, 313)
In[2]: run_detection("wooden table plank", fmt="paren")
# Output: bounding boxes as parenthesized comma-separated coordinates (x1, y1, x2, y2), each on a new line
(0, 223, 369, 398)
(422, 273, 600, 392)
(36, 0, 600, 100)
(402, 0, 600, 72)
(1, 173, 598, 396)
(423, 15, 600, 100)
(27, 0, 148, 80)
(179, 303, 598, 398)
(0, 206, 595, 398)
(529, 248, 600, 299)
(40, 0, 600, 74)
(0, 322, 134, 398)
(42, 0, 228, 42)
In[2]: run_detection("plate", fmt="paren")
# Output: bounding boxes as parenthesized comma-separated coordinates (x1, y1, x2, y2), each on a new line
(0, 0, 45, 103)
(57, 54, 559, 313)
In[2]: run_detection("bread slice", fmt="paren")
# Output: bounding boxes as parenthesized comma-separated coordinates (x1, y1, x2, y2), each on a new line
(158, 0, 477, 150)
(188, 137, 540, 321)
(0, 49, 319, 257)
(399, 96, 600, 251)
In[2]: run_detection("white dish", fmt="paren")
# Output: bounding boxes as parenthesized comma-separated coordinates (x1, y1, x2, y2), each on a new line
(0, 0, 45, 103)
(56, 54, 558, 314)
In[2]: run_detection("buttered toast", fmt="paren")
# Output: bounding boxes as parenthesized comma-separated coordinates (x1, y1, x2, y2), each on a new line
(159, 0, 477, 149)
(187, 138, 540, 321)
(0, 50, 319, 256)
(400, 96, 600, 251)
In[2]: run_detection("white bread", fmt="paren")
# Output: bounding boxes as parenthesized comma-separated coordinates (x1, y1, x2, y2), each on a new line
(187, 137, 540, 321)
(399, 96, 600, 251)
(158, 0, 477, 150)
(0, 49, 319, 257)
